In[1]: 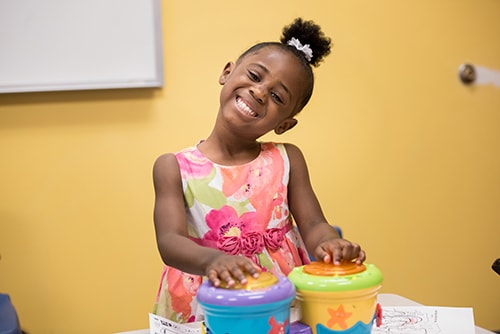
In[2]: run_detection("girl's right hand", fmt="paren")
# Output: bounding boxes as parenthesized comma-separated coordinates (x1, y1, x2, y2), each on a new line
(205, 253, 261, 287)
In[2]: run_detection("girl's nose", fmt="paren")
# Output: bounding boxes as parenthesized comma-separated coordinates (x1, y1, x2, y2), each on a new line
(250, 86, 266, 104)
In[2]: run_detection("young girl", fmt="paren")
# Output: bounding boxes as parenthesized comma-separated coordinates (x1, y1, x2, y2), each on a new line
(152, 18, 366, 322)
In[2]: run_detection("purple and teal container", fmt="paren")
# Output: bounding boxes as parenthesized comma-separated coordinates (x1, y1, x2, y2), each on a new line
(197, 272, 296, 334)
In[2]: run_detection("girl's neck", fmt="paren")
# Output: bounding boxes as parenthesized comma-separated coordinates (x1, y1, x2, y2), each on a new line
(198, 135, 261, 166)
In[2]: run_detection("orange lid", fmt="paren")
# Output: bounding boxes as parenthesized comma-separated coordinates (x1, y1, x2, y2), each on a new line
(219, 271, 278, 290)
(303, 261, 366, 276)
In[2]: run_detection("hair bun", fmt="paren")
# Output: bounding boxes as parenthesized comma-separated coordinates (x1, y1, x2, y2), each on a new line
(280, 18, 332, 67)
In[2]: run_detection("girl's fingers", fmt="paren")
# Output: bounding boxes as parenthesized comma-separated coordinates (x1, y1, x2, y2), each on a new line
(218, 268, 236, 287)
(229, 265, 247, 285)
(207, 268, 221, 287)
(341, 242, 358, 261)
(319, 240, 365, 265)
(356, 250, 366, 264)
(242, 262, 261, 278)
(207, 256, 261, 287)
(323, 243, 343, 264)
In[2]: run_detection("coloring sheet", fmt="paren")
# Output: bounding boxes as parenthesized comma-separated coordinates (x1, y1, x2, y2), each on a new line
(372, 306, 475, 334)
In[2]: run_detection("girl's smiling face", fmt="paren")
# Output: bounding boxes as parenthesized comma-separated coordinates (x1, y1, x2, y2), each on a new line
(218, 46, 309, 139)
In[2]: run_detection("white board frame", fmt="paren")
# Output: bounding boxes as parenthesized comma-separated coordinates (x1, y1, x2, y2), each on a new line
(0, 0, 164, 93)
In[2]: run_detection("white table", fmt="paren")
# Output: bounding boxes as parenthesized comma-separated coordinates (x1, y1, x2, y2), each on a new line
(116, 293, 495, 334)
(378, 294, 494, 334)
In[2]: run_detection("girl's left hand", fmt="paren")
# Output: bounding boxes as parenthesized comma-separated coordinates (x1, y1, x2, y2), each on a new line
(314, 238, 366, 265)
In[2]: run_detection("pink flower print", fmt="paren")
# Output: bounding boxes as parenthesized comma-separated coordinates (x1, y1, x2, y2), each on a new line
(183, 272, 201, 295)
(166, 269, 201, 322)
(272, 191, 284, 220)
(272, 190, 284, 205)
(247, 145, 286, 227)
(217, 236, 241, 255)
(175, 149, 213, 179)
(204, 205, 257, 243)
(219, 166, 251, 197)
(217, 144, 288, 231)
(240, 231, 265, 256)
(264, 228, 285, 251)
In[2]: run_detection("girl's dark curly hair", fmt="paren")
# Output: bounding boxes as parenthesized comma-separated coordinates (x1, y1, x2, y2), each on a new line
(237, 18, 332, 113)
(280, 17, 331, 67)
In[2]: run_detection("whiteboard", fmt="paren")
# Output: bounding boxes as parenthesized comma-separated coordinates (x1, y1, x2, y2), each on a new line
(0, 0, 164, 93)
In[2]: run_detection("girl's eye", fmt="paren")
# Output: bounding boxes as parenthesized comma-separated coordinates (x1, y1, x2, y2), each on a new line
(271, 92, 283, 104)
(248, 71, 260, 82)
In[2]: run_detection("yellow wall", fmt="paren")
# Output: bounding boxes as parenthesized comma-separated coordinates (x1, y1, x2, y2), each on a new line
(1, 1, 499, 333)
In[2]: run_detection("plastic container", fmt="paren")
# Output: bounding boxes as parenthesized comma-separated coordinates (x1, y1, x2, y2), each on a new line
(197, 272, 296, 334)
(288, 261, 383, 334)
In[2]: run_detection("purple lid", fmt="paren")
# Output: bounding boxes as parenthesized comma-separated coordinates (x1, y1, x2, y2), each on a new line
(197, 274, 296, 306)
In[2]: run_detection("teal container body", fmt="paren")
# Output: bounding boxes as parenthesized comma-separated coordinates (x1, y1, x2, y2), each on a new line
(200, 296, 295, 334)
(197, 274, 296, 334)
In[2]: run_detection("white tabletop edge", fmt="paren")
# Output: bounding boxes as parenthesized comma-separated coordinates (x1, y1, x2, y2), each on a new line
(114, 293, 496, 334)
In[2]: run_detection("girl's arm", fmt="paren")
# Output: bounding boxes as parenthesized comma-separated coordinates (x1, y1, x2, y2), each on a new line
(152, 153, 259, 286)
(285, 143, 365, 264)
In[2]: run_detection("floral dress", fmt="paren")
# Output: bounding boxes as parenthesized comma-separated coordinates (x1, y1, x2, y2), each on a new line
(153, 142, 310, 322)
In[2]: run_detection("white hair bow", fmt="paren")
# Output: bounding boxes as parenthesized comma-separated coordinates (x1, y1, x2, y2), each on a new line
(287, 37, 313, 62)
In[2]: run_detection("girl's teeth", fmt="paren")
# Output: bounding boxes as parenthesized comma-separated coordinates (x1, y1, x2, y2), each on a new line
(237, 98, 257, 117)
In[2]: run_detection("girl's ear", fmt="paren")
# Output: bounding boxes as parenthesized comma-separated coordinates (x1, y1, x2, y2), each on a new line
(219, 62, 235, 85)
(274, 118, 298, 135)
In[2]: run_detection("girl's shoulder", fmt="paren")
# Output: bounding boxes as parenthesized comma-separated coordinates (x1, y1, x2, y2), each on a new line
(260, 141, 292, 150)
(272, 142, 306, 169)
(261, 141, 302, 156)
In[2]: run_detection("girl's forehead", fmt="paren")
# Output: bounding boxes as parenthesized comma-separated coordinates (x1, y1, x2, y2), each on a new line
(239, 47, 306, 78)
(240, 46, 294, 63)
